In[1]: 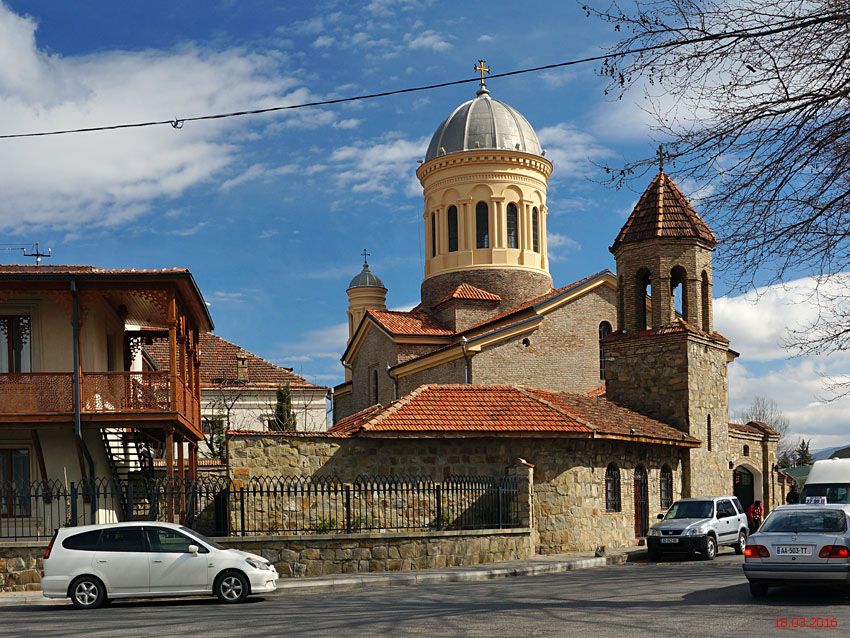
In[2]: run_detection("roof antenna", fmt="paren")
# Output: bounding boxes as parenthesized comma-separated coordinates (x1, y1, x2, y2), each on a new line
(0, 242, 52, 265)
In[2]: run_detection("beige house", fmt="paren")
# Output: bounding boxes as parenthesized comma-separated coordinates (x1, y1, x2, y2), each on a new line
(0, 265, 212, 532)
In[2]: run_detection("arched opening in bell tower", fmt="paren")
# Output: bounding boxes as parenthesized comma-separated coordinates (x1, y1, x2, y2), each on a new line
(670, 266, 688, 322)
(635, 268, 651, 331)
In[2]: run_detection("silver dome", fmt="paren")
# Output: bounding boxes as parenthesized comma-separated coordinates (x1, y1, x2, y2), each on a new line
(424, 88, 542, 162)
(348, 263, 385, 290)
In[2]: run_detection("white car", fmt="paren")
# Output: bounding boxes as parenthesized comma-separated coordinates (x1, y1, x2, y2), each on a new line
(42, 522, 278, 609)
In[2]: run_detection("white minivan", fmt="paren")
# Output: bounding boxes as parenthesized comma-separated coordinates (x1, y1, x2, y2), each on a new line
(800, 458, 850, 509)
(42, 522, 278, 609)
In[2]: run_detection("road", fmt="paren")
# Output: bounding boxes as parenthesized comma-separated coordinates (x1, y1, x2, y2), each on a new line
(3, 552, 849, 637)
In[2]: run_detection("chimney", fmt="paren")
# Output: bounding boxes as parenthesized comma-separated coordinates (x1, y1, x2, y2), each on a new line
(236, 354, 249, 382)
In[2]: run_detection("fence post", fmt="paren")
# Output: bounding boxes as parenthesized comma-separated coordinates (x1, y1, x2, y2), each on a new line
(345, 485, 352, 534)
(126, 480, 134, 522)
(435, 485, 442, 531)
(505, 458, 535, 529)
(70, 482, 78, 527)
(239, 487, 246, 537)
(497, 481, 504, 529)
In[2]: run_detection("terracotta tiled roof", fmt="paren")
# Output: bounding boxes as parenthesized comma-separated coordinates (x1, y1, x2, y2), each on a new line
(433, 283, 501, 307)
(729, 421, 779, 436)
(146, 333, 325, 390)
(0, 264, 191, 275)
(329, 384, 699, 445)
(611, 172, 716, 252)
(520, 387, 698, 443)
(368, 309, 454, 337)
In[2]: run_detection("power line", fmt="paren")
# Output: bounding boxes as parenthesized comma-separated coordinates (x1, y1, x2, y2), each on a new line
(0, 11, 843, 141)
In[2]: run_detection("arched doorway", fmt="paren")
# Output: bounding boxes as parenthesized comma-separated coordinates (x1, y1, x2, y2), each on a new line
(734, 466, 754, 512)
(634, 465, 649, 537)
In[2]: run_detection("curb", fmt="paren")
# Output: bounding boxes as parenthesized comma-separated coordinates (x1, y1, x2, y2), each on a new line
(0, 548, 646, 605)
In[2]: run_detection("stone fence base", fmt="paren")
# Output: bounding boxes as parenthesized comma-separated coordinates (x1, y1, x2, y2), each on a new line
(219, 528, 534, 578)
(0, 528, 533, 591)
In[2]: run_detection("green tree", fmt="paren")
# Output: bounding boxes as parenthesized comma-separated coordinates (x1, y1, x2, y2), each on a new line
(272, 384, 297, 432)
(795, 439, 814, 467)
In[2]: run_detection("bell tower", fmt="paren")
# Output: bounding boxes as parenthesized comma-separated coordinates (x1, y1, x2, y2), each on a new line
(604, 169, 730, 497)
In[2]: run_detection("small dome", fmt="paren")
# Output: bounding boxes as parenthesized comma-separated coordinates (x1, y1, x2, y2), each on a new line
(348, 263, 385, 290)
(424, 88, 542, 162)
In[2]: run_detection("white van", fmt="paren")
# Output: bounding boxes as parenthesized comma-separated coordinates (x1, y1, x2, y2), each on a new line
(800, 458, 850, 507)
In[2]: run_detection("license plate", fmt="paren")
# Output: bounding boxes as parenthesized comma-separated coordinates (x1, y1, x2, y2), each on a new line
(775, 545, 812, 556)
(660, 538, 679, 544)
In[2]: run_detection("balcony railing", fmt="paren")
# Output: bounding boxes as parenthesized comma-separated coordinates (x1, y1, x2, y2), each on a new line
(0, 372, 199, 427)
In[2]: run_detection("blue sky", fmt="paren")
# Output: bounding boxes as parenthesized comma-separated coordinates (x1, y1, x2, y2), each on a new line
(1, 0, 848, 448)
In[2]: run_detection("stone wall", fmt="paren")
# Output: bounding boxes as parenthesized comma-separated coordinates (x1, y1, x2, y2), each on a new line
(229, 433, 688, 554)
(219, 529, 533, 578)
(471, 286, 617, 393)
(0, 543, 46, 592)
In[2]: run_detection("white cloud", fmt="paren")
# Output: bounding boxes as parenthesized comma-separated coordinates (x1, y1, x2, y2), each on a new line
(259, 229, 279, 239)
(275, 322, 348, 365)
(207, 290, 246, 305)
(0, 3, 306, 231)
(312, 35, 335, 48)
(477, 35, 494, 42)
(547, 233, 581, 262)
(365, 0, 426, 16)
(540, 70, 577, 88)
(219, 163, 298, 191)
(536, 123, 612, 180)
(404, 30, 452, 53)
(330, 134, 427, 196)
(332, 118, 361, 129)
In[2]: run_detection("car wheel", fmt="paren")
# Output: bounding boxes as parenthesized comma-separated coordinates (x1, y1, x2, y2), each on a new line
(215, 571, 249, 604)
(702, 536, 717, 560)
(70, 576, 106, 610)
(749, 582, 769, 598)
(734, 530, 747, 555)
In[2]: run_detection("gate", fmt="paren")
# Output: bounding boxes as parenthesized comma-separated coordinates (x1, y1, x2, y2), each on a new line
(634, 465, 649, 538)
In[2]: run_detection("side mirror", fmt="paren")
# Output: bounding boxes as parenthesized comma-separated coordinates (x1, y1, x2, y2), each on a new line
(656, 513, 664, 520)
(187, 545, 199, 556)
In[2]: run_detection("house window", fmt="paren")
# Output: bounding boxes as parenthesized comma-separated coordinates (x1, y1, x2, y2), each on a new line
(447, 206, 458, 252)
(701, 270, 711, 331)
(743, 444, 750, 457)
(532, 207, 539, 252)
(660, 464, 673, 509)
(202, 417, 225, 435)
(476, 202, 489, 248)
(0, 449, 31, 517)
(430, 213, 437, 257)
(506, 203, 519, 249)
(372, 369, 379, 405)
(605, 463, 621, 512)
(598, 321, 612, 380)
(0, 315, 31, 373)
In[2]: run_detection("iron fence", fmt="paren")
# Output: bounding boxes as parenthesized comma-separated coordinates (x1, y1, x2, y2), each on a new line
(0, 474, 521, 540)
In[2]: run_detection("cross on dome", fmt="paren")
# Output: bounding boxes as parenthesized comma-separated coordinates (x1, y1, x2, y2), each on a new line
(361, 248, 371, 266)
(474, 59, 490, 96)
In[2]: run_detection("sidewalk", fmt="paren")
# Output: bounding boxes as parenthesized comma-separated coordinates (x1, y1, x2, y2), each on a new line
(0, 546, 646, 605)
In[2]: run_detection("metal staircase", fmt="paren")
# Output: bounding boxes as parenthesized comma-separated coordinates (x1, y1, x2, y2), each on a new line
(100, 428, 158, 520)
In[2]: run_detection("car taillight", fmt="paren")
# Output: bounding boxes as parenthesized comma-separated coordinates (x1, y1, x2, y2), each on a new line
(744, 544, 770, 558)
(818, 545, 850, 558)
(44, 529, 59, 560)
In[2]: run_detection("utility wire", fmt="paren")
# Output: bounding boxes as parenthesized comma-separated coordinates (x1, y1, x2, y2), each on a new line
(0, 11, 843, 141)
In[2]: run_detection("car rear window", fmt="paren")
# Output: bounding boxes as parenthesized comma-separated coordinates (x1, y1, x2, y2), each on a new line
(62, 530, 101, 551)
(800, 483, 850, 504)
(761, 509, 847, 533)
(99, 527, 146, 552)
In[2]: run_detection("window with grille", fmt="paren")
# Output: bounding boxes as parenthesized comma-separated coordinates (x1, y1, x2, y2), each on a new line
(0, 316, 31, 373)
(532, 207, 539, 252)
(660, 464, 673, 509)
(447, 206, 458, 252)
(506, 203, 519, 248)
(605, 463, 621, 512)
(476, 202, 489, 248)
(598, 321, 612, 380)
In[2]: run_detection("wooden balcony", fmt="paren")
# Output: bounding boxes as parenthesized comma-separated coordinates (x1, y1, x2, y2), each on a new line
(0, 372, 201, 437)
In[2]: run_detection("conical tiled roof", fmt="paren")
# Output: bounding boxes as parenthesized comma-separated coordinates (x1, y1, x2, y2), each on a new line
(610, 172, 716, 252)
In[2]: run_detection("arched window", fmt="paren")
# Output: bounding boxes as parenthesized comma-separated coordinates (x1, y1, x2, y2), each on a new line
(670, 265, 687, 322)
(598, 321, 612, 380)
(660, 464, 673, 509)
(701, 270, 711, 331)
(635, 269, 651, 331)
(372, 369, 379, 405)
(605, 463, 621, 512)
(617, 275, 624, 330)
(447, 205, 458, 252)
(743, 444, 750, 457)
(532, 207, 539, 252)
(506, 202, 519, 249)
(475, 202, 489, 248)
(707, 414, 712, 451)
(430, 213, 437, 258)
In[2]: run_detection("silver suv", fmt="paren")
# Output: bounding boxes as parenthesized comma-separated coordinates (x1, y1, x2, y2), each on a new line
(647, 497, 749, 560)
